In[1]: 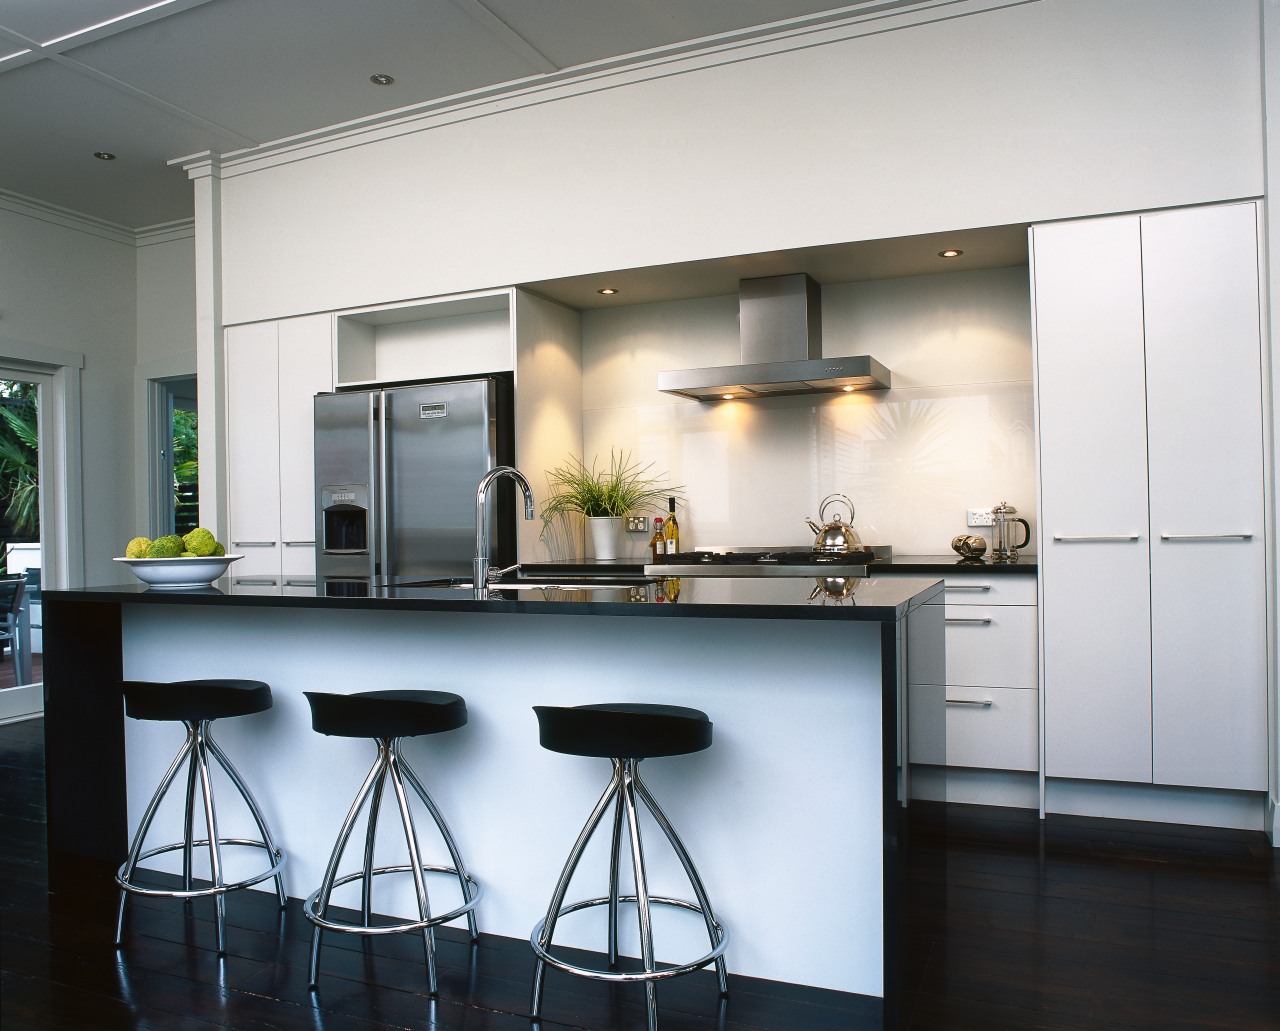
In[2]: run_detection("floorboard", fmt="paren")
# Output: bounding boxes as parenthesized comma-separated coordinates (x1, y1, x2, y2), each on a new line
(2, 717, 1277, 1030)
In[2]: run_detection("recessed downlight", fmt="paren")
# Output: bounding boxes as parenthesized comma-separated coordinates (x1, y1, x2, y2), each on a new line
(597, 287, 619, 296)
(938, 248, 963, 258)
(370, 73, 394, 85)
(94, 151, 117, 160)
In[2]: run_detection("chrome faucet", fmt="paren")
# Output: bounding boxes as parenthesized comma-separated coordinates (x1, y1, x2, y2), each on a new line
(474, 466, 535, 587)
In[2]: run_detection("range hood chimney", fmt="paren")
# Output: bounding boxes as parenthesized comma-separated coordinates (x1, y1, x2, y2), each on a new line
(657, 273, 891, 401)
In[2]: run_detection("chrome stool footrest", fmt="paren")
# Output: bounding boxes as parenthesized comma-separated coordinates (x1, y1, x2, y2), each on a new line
(303, 863, 482, 935)
(531, 895, 728, 983)
(116, 838, 285, 899)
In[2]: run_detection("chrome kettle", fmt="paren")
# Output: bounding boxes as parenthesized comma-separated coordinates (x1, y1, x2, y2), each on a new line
(804, 494, 862, 554)
(992, 501, 1031, 562)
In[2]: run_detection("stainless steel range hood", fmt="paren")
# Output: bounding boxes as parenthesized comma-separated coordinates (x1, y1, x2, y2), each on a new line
(657, 273, 891, 401)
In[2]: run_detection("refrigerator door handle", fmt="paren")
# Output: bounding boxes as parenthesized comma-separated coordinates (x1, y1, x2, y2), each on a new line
(376, 390, 390, 582)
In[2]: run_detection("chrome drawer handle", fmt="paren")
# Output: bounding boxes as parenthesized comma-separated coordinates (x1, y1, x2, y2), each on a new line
(945, 584, 991, 591)
(1053, 534, 1140, 542)
(1159, 533, 1253, 541)
(232, 541, 277, 548)
(284, 579, 315, 587)
(946, 616, 993, 625)
(234, 578, 278, 586)
(283, 540, 315, 547)
(946, 698, 993, 707)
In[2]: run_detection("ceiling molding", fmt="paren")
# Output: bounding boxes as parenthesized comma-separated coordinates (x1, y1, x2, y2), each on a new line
(135, 219, 196, 246)
(185, 0, 1036, 181)
(0, 188, 136, 246)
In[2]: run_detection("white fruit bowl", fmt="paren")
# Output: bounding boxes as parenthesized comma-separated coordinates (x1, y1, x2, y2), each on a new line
(114, 554, 242, 588)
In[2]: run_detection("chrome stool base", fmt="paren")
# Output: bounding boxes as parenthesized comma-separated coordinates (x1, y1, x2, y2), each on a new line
(305, 737, 481, 995)
(115, 719, 287, 954)
(530, 757, 729, 1031)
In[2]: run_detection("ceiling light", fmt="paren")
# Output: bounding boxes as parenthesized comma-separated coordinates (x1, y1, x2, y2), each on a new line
(0, 49, 32, 64)
(597, 287, 618, 296)
(938, 248, 963, 258)
(94, 152, 117, 161)
(370, 74, 394, 85)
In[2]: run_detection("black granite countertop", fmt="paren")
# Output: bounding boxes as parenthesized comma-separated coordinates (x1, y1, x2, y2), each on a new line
(49, 573, 943, 623)
(524, 554, 1037, 576)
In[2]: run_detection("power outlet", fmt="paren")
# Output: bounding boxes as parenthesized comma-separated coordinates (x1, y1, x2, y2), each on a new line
(626, 515, 648, 532)
(966, 508, 994, 527)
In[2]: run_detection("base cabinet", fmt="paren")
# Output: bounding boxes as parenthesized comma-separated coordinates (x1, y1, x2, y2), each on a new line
(895, 570, 1039, 774)
(1033, 201, 1268, 793)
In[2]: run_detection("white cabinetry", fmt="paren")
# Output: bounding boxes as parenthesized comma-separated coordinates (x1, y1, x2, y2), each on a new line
(897, 571, 1039, 773)
(1033, 201, 1267, 793)
(225, 313, 333, 594)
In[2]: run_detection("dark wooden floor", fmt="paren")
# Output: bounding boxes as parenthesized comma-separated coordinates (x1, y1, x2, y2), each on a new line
(0, 649, 41, 690)
(2, 717, 1278, 1030)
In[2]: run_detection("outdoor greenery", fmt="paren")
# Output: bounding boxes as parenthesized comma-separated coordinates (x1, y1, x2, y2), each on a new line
(0, 381, 39, 541)
(539, 450, 679, 525)
(172, 407, 199, 535)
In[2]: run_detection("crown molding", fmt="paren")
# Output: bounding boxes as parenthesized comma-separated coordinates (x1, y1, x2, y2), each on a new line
(0, 188, 196, 247)
(135, 219, 196, 246)
(180, 0, 1036, 181)
(0, 188, 135, 245)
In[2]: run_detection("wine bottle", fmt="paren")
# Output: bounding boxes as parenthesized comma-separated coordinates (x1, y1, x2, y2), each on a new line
(662, 497, 680, 555)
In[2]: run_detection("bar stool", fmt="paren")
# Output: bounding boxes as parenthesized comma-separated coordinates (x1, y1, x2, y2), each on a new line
(530, 703, 729, 1031)
(115, 679, 287, 954)
(303, 689, 482, 995)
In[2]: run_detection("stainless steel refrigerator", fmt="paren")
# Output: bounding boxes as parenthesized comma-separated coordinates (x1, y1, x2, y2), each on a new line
(314, 376, 514, 593)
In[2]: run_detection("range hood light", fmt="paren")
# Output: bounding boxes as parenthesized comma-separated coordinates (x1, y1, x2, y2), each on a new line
(597, 286, 619, 296)
(938, 248, 963, 258)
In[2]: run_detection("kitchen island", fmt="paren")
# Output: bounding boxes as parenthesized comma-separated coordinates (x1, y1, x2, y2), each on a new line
(43, 573, 943, 1026)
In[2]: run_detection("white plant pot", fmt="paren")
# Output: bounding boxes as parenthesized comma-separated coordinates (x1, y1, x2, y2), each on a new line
(587, 516, 624, 561)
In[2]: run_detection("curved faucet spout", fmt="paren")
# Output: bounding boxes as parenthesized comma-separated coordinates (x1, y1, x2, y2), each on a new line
(475, 466, 535, 587)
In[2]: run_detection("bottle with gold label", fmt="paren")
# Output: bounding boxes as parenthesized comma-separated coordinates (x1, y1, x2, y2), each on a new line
(662, 497, 680, 555)
(648, 517, 665, 562)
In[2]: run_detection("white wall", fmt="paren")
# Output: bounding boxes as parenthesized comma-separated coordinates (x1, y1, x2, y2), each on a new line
(212, 0, 1263, 326)
(133, 228, 197, 537)
(0, 200, 138, 586)
(580, 267, 1034, 557)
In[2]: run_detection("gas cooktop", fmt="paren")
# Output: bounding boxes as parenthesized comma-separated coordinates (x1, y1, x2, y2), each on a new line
(645, 549, 874, 578)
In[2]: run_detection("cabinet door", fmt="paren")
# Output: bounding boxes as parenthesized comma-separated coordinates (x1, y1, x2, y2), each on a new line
(1141, 203, 1267, 791)
(225, 323, 281, 576)
(278, 314, 333, 577)
(1033, 217, 1154, 783)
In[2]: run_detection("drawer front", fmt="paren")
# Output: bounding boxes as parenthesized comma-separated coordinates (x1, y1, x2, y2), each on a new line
(909, 684, 1039, 771)
(944, 604, 1038, 687)
(941, 572, 1037, 606)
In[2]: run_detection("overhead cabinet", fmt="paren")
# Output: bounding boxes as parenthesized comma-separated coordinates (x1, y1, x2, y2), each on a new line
(1033, 201, 1268, 792)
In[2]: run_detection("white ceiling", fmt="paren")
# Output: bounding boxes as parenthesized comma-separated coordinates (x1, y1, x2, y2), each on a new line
(0, 0, 879, 230)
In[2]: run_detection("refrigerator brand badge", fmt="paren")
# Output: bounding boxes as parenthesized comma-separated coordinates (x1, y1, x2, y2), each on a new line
(419, 403, 448, 420)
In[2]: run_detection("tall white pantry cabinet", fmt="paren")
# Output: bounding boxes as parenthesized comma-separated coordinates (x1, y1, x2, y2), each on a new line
(224, 313, 334, 594)
(1032, 201, 1269, 793)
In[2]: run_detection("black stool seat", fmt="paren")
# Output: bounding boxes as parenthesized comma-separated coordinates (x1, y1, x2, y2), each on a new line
(122, 678, 272, 723)
(533, 703, 712, 759)
(305, 689, 467, 739)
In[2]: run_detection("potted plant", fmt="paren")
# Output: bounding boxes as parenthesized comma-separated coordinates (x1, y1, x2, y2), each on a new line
(540, 450, 678, 560)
